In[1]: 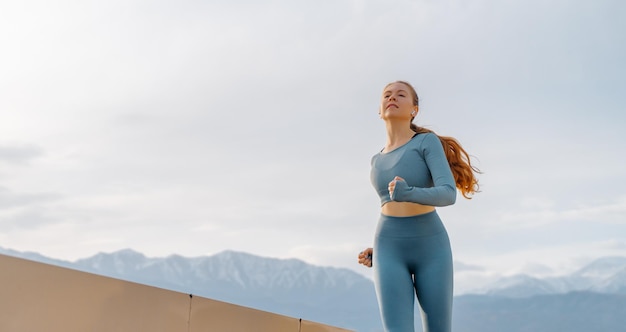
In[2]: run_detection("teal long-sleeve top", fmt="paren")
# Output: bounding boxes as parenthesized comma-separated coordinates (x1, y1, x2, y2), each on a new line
(370, 132, 457, 207)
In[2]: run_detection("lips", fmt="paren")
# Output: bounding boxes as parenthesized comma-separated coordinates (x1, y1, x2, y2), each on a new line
(386, 104, 398, 109)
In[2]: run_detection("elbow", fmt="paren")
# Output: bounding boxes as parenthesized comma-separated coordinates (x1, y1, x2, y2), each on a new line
(441, 186, 457, 206)
(441, 196, 456, 207)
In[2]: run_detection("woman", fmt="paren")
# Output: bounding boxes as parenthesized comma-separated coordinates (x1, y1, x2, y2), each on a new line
(358, 81, 479, 332)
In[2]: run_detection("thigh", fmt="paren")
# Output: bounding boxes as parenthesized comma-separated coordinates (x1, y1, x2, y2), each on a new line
(413, 233, 453, 332)
(374, 238, 417, 332)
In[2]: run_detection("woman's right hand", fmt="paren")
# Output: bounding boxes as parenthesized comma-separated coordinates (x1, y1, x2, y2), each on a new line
(358, 248, 373, 268)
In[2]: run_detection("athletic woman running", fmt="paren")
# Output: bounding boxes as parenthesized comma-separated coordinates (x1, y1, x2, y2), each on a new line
(358, 81, 480, 332)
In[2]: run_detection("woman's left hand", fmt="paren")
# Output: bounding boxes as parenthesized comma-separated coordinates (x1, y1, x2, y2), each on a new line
(388, 176, 405, 200)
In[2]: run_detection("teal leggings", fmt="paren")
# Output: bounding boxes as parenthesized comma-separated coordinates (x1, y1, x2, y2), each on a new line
(373, 211, 453, 332)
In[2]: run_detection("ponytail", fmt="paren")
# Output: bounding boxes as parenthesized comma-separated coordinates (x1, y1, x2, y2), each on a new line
(410, 124, 480, 199)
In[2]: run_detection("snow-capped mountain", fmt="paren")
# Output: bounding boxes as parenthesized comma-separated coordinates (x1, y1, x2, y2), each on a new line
(72, 249, 372, 295)
(473, 256, 626, 297)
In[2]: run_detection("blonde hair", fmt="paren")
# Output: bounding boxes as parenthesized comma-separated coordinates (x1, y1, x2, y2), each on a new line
(386, 81, 481, 198)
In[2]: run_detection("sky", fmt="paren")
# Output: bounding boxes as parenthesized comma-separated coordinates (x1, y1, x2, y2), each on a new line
(1, 0, 625, 294)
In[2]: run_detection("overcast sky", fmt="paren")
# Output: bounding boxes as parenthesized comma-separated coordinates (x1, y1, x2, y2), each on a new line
(1, 0, 625, 293)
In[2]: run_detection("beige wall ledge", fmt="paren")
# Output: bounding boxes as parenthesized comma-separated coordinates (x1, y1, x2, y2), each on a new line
(0, 253, 353, 332)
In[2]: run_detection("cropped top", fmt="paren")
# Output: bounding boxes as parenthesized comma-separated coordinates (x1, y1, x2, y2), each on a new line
(370, 133, 457, 207)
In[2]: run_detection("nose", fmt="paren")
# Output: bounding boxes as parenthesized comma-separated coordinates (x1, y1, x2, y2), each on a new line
(387, 95, 396, 101)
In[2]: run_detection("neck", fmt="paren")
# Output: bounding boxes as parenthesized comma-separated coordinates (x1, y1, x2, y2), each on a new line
(385, 120, 416, 145)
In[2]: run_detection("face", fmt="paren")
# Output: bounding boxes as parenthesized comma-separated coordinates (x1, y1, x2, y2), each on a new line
(379, 82, 418, 120)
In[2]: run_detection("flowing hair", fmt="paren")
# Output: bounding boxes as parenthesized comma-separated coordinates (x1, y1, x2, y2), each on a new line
(387, 81, 481, 199)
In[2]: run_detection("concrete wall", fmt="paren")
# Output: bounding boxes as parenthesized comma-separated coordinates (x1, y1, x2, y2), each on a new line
(0, 254, 352, 332)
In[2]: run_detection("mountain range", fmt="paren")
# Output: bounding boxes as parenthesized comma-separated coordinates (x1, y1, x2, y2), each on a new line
(473, 256, 626, 298)
(2, 247, 626, 332)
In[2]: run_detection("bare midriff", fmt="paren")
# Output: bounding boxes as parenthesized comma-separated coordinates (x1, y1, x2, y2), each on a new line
(381, 201, 435, 217)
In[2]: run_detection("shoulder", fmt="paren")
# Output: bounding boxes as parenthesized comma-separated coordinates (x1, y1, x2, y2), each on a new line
(411, 132, 440, 148)
(415, 133, 445, 157)
(421, 132, 440, 142)
(370, 152, 381, 165)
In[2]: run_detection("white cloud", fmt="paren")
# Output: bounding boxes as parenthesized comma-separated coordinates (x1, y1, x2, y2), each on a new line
(0, 0, 624, 281)
(0, 144, 44, 165)
(497, 196, 626, 228)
